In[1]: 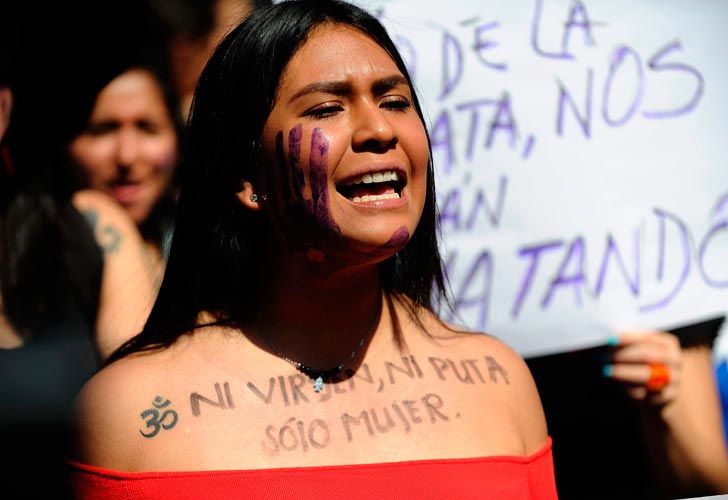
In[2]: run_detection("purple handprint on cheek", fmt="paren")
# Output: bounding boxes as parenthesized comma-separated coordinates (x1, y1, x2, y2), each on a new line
(273, 124, 341, 260)
(288, 124, 305, 201)
(309, 128, 340, 233)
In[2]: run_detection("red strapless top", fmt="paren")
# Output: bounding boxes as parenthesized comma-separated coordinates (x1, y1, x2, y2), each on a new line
(68, 438, 557, 499)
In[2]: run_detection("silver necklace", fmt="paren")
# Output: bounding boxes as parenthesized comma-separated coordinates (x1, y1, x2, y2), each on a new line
(258, 318, 377, 393)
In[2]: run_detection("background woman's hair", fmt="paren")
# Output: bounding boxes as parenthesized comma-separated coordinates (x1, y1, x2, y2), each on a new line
(108, 0, 451, 364)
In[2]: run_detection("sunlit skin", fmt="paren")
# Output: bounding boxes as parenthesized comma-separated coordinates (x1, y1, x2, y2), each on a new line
(70, 69, 178, 227)
(260, 25, 429, 270)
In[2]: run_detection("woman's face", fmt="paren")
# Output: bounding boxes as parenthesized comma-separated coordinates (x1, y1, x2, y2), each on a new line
(260, 24, 428, 264)
(70, 69, 178, 225)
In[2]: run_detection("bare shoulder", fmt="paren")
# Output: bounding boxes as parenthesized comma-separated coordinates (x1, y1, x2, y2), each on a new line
(71, 351, 185, 470)
(416, 309, 530, 370)
(469, 334, 548, 454)
(414, 311, 549, 454)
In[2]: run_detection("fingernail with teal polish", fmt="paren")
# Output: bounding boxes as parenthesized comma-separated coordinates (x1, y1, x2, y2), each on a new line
(606, 336, 619, 347)
(602, 364, 613, 377)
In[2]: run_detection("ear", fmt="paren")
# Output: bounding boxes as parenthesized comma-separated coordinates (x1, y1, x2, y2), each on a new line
(236, 180, 264, 212)
(0, 88, 13, 141)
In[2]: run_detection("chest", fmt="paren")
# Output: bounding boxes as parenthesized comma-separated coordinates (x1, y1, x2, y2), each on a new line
(135, 359, 520, 471)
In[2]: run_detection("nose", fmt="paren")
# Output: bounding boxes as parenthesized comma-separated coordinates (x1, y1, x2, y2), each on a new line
(116, 127, 140, 168)
(351, 99, 397, 152)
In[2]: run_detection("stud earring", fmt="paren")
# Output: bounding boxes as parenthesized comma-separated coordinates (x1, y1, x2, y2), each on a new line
(250, 194, 259, 202)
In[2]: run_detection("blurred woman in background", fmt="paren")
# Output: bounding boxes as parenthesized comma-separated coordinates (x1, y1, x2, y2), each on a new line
(34, 0, 183, 357)
(69, 65, 179, 269)
(65, 12, 182, 284)
(0, 2, 174, 497)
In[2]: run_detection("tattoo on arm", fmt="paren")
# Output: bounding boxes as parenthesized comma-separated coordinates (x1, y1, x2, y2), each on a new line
(81, 210, 99, 232)
(81, 209, 123, 255)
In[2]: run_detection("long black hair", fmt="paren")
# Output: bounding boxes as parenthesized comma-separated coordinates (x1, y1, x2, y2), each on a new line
(0, 6, 100, 338)
(108, 0, 451, 363)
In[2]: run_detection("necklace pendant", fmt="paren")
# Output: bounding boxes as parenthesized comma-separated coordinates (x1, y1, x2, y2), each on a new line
(313, 376, 324, 393)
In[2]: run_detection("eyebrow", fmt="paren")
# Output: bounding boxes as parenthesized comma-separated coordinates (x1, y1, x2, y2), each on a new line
(289, 74, 409, 102)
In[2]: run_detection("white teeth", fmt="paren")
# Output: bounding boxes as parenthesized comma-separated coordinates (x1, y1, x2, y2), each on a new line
(351, 193, 401, 203)
(345, 170, 400, 186)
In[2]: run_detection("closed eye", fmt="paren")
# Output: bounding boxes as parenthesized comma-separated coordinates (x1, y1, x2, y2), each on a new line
(86, 122, 118, 135)
(380, 96, 411, 112)
(304, 104, 343, 120)
(136, 120, 161, 134)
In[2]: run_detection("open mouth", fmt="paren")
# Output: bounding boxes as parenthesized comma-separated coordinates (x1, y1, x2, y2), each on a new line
(336, 170, 406, 203)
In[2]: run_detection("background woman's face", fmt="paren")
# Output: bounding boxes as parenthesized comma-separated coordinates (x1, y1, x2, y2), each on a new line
(260, 24, 429, 264)
(70, 69, 178, 225)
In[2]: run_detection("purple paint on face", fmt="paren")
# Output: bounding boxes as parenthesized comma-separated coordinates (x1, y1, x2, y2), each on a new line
(271, 124, 344, 262)
(288, 125, 305, 199)
(154, 151, 175, 173)
(309, 127, 339, 232)
(274, 127, 309, 253)
(382, 226, 410, 249)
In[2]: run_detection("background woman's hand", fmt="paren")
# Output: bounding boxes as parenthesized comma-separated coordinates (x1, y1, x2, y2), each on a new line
(605, 331, 683, 405)
(605, 330, 728, 494)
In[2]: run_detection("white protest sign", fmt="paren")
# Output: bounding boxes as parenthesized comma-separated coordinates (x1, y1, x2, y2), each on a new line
(348, 0, 728, 357)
